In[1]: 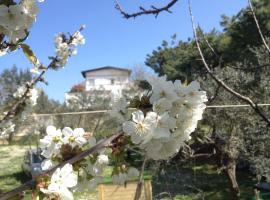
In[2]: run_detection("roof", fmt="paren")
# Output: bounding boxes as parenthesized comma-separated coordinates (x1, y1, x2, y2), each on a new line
(81, 66, 132, 78)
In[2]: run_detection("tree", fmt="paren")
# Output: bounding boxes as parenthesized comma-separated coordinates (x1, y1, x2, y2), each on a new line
(145, 1, 270, 199)
(0, 66, 33, 143)
(0, 65, 32, 107)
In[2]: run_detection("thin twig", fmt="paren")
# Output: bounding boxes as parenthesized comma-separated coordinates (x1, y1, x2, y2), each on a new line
(248, 0, 270, 53)
(0, 133, 122, 200)
(115, 0, 179, 19)
(92, 113, 103, 135)
(134, 157, 147, 200)
(187, 0, 270, 125)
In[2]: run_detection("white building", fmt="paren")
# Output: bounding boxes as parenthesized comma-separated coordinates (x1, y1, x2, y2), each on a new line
(65, 66, 131, 106)
(82, 66, 131, 95)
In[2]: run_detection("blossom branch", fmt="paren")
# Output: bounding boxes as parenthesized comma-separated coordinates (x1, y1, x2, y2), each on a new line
(0, 133, 123, 200)
(248, 0, 270, 54)
(115, 0, 179, 19)
(0, 25, 85, 124)
(188, 0, 270, 125)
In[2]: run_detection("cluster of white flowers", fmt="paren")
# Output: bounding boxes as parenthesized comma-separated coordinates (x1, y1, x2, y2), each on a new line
(39, 126, 110, 199)
(112, 167, 140, 185)
(0, 47, 8, 57)
(0, 120, 15, 137)
(0, 0, 44, 44)
(54, 31, 85, 68)
(14, 85, 38, 119)
(40, 163, 77, 200)
(0, 84, 38, 137)
(122, 75, 207, 160)
(14, 85, 38, 105)
(40, 126, 87, 170)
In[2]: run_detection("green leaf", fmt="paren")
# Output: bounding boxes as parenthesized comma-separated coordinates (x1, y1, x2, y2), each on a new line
(21, 43, 39, 66)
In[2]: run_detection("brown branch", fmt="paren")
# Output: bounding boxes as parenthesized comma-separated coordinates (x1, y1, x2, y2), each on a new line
(188, 0, 270, 125)
(208, 84, 221, 103)
(0, 133, 123, 200)
(248, 0, 270, 54)
(134, 157, 147, 200)
(115, 0, 179, 19)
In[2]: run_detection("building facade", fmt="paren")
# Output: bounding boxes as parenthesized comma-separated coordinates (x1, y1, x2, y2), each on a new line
(82, 66, 131, 96)
(65, 66, 131, 107)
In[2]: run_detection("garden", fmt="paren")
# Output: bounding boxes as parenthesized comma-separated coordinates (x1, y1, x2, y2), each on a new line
(0, 0, 270, 200)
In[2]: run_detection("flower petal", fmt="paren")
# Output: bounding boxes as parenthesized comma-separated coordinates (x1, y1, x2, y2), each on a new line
(132, 110, 144, 123)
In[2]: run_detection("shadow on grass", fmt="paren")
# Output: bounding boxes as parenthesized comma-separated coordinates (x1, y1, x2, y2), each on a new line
(0, 171, 30, 182)
(0, 171, 31, 193)
(151, 164, 256, 200)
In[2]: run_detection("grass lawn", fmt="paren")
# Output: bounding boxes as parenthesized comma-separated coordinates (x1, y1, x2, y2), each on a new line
(151, 163, 257, 200)
(0, 144, 258, 200)
(0, 145, 30, 193)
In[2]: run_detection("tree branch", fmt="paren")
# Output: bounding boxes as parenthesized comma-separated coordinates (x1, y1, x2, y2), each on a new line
(0, 133, 123, 200)
(115, 0, 179, 19)
(248, 0, 270, 54)
(134, 157, 147, 200)
(188, 0, 270, 125)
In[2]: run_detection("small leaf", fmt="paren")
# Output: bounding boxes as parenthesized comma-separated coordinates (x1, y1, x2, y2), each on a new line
(21, 43, 39, 66)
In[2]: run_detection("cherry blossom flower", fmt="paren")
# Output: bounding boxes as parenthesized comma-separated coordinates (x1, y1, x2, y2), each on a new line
(41, 164, 77, 200)
(40, 126, 63, 158)
(123, 110, 157, 144)
(62, 127, 87, 148)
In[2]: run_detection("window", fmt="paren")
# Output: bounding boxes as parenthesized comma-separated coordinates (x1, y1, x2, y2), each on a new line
(87, 79, 94, 86)
(111, 78, 115, 85)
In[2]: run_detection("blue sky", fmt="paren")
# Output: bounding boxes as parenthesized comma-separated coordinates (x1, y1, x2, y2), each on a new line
(0, 0, 247, 102)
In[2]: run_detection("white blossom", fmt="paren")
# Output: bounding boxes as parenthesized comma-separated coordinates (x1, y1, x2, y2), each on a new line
(123, 110, 157, 144)
(40, 126, 63, 158)
(13, 85, 27, 98)
(0, 5, 27, 31)
(41, 164, 77, 200)
(71, 31, 85, 46)
(54, 32, 85, 68)
(30, 67, 41, 75)
(119, 76, 208, 160)
(153, 98, 172, 114)
(0, 121, 15, 136)
(86, 154, 109, 176)
(0, 1, 42, 43)
(96, 154, 109, 166)
(41, 159, 58, 170)
(62, 127, 87, 148)
(0, 47, 8, 57)
(147, 75, 178, 104)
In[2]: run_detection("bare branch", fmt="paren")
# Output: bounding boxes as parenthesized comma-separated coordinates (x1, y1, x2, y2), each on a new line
(208, 84, 221, 103)
(188, 0, 270, 125)
(134, 157, 147, 200)
(115, 0, 179, 19)
(248, 0, 270, 54)
(0, 133, 122, 200)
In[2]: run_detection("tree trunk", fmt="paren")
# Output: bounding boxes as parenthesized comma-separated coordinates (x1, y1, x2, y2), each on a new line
(7, 132, 14, 144)
(225, 158, 240, 200)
